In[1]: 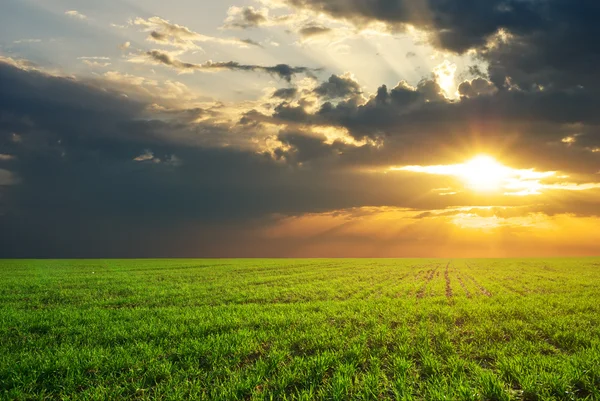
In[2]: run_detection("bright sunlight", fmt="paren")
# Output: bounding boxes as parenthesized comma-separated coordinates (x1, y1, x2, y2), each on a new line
(459, 155, 511, 192)
(392, 154, 557, 195)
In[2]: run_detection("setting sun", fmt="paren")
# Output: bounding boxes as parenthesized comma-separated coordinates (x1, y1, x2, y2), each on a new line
(391, 154, 566, 195)
(459, 155, 510, 192)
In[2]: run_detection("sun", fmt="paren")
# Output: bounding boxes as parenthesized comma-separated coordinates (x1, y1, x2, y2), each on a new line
(393, 154, 557, 195)
(459, 155, 510, 192)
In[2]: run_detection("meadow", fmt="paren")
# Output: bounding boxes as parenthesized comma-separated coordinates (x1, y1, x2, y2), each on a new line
(1, 259, 599, 400)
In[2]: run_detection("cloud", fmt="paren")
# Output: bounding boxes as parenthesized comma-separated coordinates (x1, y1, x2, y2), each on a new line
(273, 130, 343, 163)
(132, 16, 259, 49)
(85, 70, 205, 108)
(458, 78, 498, 98)
(13, 39, 42, 44)
(65, 10, 87, 20)
(0, 154, 17, 161)
(240, 38, 263, 48)
(272, 0, 600, 97)
(272, 87, 298, 99)
(0, 169, 18, 185)
(270, 0, 541, 53)
(78, 57, 111, 60)
(298, 25, 332, 38)
(314, 73, 362, 100)
(133, 149, 157, 162)
(263, 72, 600, 170)
(79, 57, 112, 69)
(0, 56, 38, 72)
(222, 4, 353, 43)
(118, 41, 131, 50)
(223, 6, 268, 29)
(136, 50, 319, 82)
(82, 61, 111, 68)
(0, 59, 487, 256)
(482, 15, 600, 91)
(0, 59, 358, 219)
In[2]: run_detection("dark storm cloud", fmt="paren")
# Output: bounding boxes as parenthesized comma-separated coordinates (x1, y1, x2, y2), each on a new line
(0, 60, 440, 256)
(272, 78, 600, 141)
(0, 61, 309, 256)
(143, 50, 319, 82)
(283, 0, 600, 92)
(259, 76, 600, 174)
(272, 79, 445, 130)
(458, 78, 498, 98)
(272, 130, 355, 164)
(481, 1, 600, 90)
(15, 57, 590, 257)
(272, 101, 312, 123)
(282, 0, 542, 52)
(274, 131, 332, 163)
(313, 74, 362, 99)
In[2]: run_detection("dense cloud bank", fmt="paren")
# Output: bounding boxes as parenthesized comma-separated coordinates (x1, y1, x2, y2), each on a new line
(0, 62, 447, 256)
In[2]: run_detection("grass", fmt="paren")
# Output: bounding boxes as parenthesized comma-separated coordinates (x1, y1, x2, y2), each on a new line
(1, 258, 600, 400)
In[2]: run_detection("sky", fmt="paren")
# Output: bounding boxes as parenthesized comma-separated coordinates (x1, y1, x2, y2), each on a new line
(1, 0, 600, 258)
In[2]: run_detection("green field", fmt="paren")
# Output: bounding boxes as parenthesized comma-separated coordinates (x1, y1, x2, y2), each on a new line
(1, 259, 600, 400)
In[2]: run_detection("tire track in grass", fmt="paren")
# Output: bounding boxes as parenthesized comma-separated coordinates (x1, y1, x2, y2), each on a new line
(417, 265, 440, 299)
(464, 263, 492, 297)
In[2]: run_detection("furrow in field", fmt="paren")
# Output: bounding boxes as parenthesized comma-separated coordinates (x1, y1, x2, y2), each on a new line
(376, 271, 413, 298)
(402, 267, 427, 297)
(464, 263, 493, 297)
(351, 273, 399, 300)
(453, 263, 481, 299)
(445, 261, 453, 301)
(541, 264, 557, 272)
(416, 265, 440, 299)
(499, 281, 527, 297)
(454, 270, 472, 298)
